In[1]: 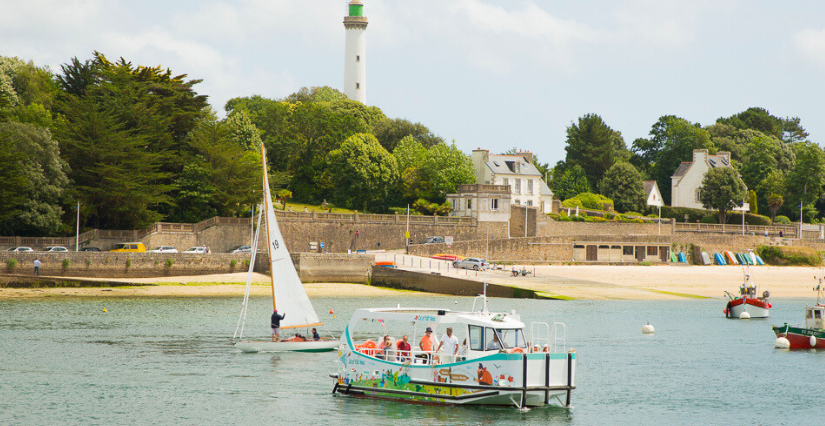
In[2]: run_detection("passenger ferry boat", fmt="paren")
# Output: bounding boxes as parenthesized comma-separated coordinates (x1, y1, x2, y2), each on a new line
(724, 270, 770, 318)
(331, 295, 576, 408)
(773, 284, 825, 349)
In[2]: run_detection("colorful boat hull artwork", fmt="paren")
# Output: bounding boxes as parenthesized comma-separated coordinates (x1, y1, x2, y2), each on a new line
(773, 325, 825, 349)
(333, 327, 576, 407)
(714, 253, 726, 265)
(725, 298, 770, 318)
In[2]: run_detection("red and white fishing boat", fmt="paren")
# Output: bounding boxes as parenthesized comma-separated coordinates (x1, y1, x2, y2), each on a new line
(773, 283, 825, 349)
(724, 270, 771, 319)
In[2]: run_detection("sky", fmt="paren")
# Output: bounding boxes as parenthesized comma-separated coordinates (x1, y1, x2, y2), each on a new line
(3, 0, 825, 166)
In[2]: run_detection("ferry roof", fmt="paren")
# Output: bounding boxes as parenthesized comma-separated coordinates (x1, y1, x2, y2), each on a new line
(348, 307, 525, 329)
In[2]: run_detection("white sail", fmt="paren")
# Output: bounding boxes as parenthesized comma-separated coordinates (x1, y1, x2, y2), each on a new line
(261, 145, 322, 329)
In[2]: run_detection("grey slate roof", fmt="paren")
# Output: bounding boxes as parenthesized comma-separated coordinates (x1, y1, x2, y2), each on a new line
(540, 180, 553, 197)
(672, 162, 692, 178)
(643, 180, 657, 196)
(485, 155, 542, 177)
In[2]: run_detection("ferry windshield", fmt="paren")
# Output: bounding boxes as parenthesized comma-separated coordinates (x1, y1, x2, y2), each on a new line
(496, 329, 527, 349)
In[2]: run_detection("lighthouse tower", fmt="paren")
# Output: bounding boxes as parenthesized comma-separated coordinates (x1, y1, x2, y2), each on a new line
(343, 0, 367, 104)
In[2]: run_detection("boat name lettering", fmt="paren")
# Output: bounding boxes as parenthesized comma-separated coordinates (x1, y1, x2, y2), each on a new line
(348, 358, 366, 365)
(415, 315, 437, 322)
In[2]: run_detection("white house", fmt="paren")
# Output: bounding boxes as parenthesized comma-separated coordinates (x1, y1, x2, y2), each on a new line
(643, 180, 663, 208)
(670, 149, 734, 209)
(471, 149, 554, 212)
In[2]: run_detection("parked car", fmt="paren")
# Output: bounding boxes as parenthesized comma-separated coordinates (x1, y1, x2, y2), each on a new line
(6, 246, 34, 252)
(452, 257, 489, 271)
(80, 247, 101, 251)
(110, 242, 146, 252)
(425, 236, 444, 244)
(44, 246, 69, 252)
(227, 245, 252, 253)
(146, 246, 178, 253)
(183, 246, 210, 254)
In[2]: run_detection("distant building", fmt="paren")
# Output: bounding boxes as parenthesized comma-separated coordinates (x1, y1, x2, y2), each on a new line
(343, 0, 367, 104)
(643, 180, 663, 208)
(446, 184, 511, 222)
(670, 149, 735, 209)
(471, 149, 554, 212)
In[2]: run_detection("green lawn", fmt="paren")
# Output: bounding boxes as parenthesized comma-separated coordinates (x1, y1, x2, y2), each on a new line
(275, 201, 356, 213)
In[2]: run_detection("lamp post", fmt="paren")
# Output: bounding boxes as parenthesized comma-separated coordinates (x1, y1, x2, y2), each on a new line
(800, 182, 807, 240)
(75, 201, 80, 251)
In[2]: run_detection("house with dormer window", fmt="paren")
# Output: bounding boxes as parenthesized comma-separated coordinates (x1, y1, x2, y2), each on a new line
(670, 149, 735, 209)
(470, 149, 554, 212)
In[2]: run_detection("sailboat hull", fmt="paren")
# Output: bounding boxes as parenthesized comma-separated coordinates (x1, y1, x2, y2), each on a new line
(234, 339, 339, 353)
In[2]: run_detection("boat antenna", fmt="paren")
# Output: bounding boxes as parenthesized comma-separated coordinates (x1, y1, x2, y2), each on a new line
(482, 229, 489, 314)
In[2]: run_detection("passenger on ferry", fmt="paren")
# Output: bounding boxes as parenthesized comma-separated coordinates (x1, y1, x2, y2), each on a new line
(396, 335, 411, 361)
(381, 336, 395, 361)
(418, 327, 434, 364)
(312, 328, 320, 341)
(436, 327, 459, 363)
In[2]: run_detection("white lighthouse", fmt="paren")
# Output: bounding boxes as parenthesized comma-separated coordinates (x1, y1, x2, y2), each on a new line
(343, 0, 367, 104)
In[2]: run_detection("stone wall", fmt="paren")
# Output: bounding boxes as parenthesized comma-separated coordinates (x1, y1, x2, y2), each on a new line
(541, 220, 672, 237)
(0, 251, 374, 282)
(371, 267, 543, 298)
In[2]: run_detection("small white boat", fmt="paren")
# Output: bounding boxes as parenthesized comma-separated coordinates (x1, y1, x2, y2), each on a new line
(331, 294, 576, 408)
(233, 143, 337, 353)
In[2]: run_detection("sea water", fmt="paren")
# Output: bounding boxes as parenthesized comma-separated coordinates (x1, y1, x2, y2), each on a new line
(0, 295, 820, 425)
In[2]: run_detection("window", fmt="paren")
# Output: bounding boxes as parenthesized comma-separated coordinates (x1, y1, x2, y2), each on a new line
(514, 199, 520, 205)
(527, 180, 533, 195)
(695, 187, 702, 202)
(356, 55, 360, 62)
(497, 329, 527, 349)
(484, 327, 501, 351)
(647, 246, 658, 256)
(623, 246, 633, 255)
(503, 178, 509, 188)
(491, 198, 499, 210)
(467, 199, 472, 209)
(355, 83, 360, 89)
(469, 325, 483, 351)
(451, 199, 457, 210)
(527, 200, 533, 207)
(515, 179, 521, 194)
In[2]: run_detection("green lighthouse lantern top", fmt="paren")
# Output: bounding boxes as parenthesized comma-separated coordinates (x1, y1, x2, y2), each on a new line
(348, 0, 363, 17)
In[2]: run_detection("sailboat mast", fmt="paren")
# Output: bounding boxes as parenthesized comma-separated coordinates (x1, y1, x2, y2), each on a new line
(260, 143, 277, 310)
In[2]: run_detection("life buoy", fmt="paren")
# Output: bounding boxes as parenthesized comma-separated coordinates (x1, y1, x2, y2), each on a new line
(511, 347, 524, 354)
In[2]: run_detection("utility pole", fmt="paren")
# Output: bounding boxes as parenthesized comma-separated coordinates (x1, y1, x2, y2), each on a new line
(405, 204, 410, 255)
(75, 201, 80, 251)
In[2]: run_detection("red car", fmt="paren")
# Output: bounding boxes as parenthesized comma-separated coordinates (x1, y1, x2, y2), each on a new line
(431, 254, 464, 261)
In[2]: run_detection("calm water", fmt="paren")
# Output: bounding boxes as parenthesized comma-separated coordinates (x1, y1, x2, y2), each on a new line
(0, 294, 820, 426)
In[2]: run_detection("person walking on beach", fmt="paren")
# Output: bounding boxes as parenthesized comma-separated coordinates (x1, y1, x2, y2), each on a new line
(33, 258, 41, 275)
(271, 309, 285, 341)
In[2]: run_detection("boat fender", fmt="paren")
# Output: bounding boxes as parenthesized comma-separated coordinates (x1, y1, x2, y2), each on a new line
(774, 337, 791, 349)
(763, 290, 770, 298)
(739, 311, 751, 319)
(768, 303, 772, 308)
(810, 335, 817, 348)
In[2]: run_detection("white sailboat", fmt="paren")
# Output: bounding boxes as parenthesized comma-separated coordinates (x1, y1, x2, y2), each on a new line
(233, 143, 338, 353)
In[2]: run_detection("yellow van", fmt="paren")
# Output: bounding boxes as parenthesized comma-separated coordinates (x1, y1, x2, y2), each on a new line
(110, 242, 146, 252)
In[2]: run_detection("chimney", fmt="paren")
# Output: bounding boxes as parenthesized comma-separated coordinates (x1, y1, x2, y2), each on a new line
(518, 151, 533, 164)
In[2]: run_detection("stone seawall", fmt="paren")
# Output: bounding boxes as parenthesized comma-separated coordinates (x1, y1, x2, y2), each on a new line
(0, 252, 374, 283)
(370, 267, 545, 298)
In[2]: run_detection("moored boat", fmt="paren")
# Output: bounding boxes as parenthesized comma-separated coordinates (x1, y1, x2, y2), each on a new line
(331, 295, 576, 408)
(773, 284, 825, 349)
(724, 270, 770, 318)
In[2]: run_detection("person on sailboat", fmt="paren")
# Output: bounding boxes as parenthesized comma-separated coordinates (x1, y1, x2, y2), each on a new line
(271, 309, 286, 341)
(312, 328, 320, 341)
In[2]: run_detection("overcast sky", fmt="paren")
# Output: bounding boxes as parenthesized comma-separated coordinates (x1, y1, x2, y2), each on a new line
(3, 0, 825, 165)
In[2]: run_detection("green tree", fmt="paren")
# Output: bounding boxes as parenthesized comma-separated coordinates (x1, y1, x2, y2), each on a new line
(564, 114, 626, 190)
(373, 117, 444, 152)
(767, 193, 784, 224)
(418, 142, 476, 202)
(599, 162, 645, 213)
(785, 143, 825, 221)
(328, 133, 399, 211)
(551, 164, 590, 201)
(747, 189, 758, 216)
(0, 122, 69, 236)
(699, 167, 747, 224)
(224, 109, 262, 150)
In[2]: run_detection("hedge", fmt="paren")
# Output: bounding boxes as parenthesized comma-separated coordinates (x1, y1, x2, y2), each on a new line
(756, 245, 821, 266)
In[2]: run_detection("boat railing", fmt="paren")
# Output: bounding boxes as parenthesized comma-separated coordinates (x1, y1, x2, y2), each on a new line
(552, 322, 567, 353)
(530, 322, 551, 352)
(354, 345, 468, 365)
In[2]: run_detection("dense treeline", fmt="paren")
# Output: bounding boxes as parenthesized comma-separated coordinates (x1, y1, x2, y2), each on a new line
(549, 109, 824, 224)
(0, 54, 473, 237)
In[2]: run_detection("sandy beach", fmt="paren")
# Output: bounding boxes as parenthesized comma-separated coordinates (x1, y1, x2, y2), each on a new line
(1, 265, 822, 300)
